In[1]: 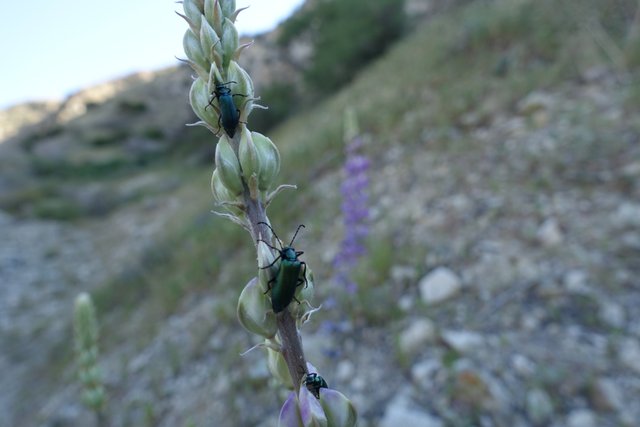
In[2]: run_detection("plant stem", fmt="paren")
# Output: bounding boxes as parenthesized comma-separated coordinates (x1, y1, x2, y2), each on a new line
(240, 165, 308, 392)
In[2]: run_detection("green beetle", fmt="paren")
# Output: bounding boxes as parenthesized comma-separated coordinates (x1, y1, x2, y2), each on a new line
(258, 222, 307, 313)
(304, 372, 328, 399)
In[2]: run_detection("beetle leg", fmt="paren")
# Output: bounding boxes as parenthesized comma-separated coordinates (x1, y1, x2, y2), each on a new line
(259, 254, 282, 270)
(300, 262, 308, 288)
(263, 277, 276, 294)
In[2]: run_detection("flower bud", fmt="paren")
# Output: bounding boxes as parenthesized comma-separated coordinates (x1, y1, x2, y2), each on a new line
(320, 389, 357, 427)
(220, 0, 236, 18)
(199, 19, 220, 63)
(209, 0, 225, 35)
(183, 29, 209, 73)
(215, 135, 244, 195)
(299, 386, 328, 427)
(222, 18, 239, 68)
(210, 169, 243, 216)
(237, 277, 277, 338)
(74, 293, 98, 353)
(190, 77, 218, 128)
(279, 392, 302, 427)
(238, 126, 260, 179)
(257, 240, 277, 293)
(252, 132, 280, 192)
(267, 346, 293, 389)
(226, 61, 254, 116)
(183, 0, 204, 30)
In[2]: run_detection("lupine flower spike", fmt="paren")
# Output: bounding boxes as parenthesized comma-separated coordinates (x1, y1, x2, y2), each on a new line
(334, 109, 370, 293)
(178, 1, 357, 425)
(73, 292, 107, 427)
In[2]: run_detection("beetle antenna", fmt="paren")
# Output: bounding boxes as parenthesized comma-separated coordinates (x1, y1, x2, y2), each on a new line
(257, 221, 282, 249)
(289, 224, 306, 246)
(256, 239, 280, 252)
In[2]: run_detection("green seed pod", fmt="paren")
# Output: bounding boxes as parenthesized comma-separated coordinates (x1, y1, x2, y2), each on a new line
(199, 19, 220, 63)
(237, 277, 277, 339)
(220, 0, 236, 18)
(210, 169, 243, 215)
(267, 346, 293, 389)
(190, 77, 218, 128)
(238, 126, 260, 179)
(230, 62, 254, 120)
(252, 132, 280, 192)
(215, 135, 244, 196)
(205, 0, 224, 36)
(183, 0, 204, 30)
(183, 29, 209, 73)
(257, 240, 277, 293)
(221, 18, 239, 69)
(320, 389, 358, 427)
(290, 267, 315, 320)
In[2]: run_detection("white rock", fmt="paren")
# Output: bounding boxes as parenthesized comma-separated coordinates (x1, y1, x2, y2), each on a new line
(518, 91, 555, 115)
(566, 409, 597, 427)
(380, 405, 444, 427)
(563, 270, 590, 294)
(599, 301, 625, 329)
(419, 267, 462, 304)
(390, 265, 418, 284)
(613, 203, 640, 228)
(441, 330, 484, 353)
(592, 378, 623, 411)
(526, 388, 554, 424)
(619, 338, 640, 374)
(335, 360, 356, 382)
(411, 359, 440, 383)
(399, 318, 437, 354)
(511, 354, 535, 377)
(537, 218, 563, 247)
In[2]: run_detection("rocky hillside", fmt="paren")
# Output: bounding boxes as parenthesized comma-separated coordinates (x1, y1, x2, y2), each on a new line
(1, 0, 640, 426)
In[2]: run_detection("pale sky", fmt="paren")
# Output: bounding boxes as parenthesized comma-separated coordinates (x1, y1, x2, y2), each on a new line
(0, 0, 305, 109)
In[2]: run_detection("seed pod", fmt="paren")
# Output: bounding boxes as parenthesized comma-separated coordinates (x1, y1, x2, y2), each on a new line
(252, 132, 280, 192)
(320, 389, 358, 427)
(238, 126, 260, 179)
(215, 135, 244, 195)
(267, 346, 293, 389)
(237, 277, 277, 339)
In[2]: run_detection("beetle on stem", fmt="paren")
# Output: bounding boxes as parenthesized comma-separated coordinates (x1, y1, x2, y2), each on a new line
(257, 222, 307, 313)
(206, 80, 247, 137)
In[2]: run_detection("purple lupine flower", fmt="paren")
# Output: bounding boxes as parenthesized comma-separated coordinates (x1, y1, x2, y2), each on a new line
(334, 134, 370, 293)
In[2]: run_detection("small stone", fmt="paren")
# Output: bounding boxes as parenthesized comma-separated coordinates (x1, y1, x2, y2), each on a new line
(419, 267, 462, 305)
(613, 203, 640, 228)
(526, 388, 554, 424)
(511, 354, 535, 377)
(411, 359, 440, 384)
(590, 378, 623, 411)
(380, 405, 444, 427)
(619, 338, 640, 374)
(441, 330, 484, 354)
(563, 270, 589, 294)
(399, 318, 437, 354)
(537, 218, 563, 247)
(566, 409, 597, 427)
(518, 91, 555, 116)
(390, 265, 418, 285)
(398, 295, 414, 311)
(599, 301, 625, 329)
(335, 360, 355, 382)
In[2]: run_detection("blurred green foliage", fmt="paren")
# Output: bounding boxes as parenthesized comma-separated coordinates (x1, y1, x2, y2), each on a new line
(278, 0, 406, 95)
(248, 82, 298, 133)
